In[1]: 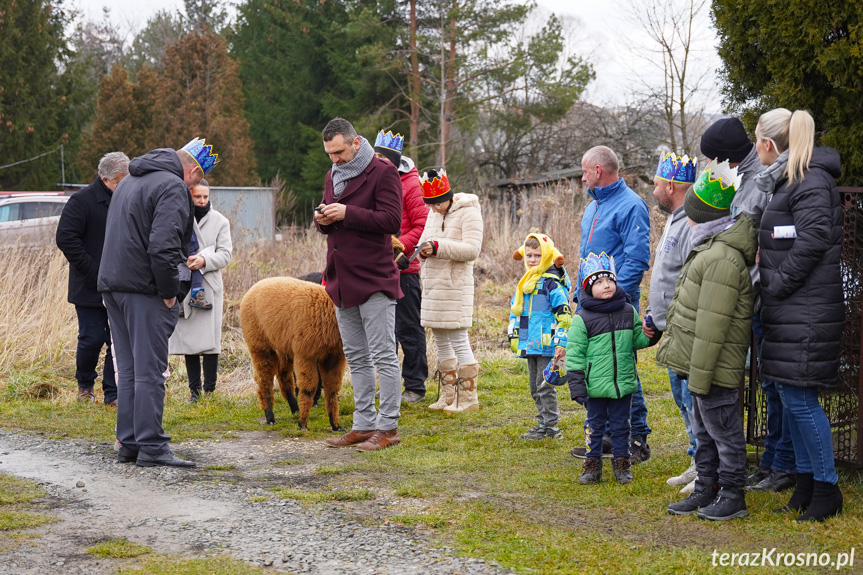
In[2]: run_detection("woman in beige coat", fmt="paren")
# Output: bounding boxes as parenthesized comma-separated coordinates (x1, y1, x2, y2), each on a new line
(168, 180, 233, 402)
(417, 169, 483, 413)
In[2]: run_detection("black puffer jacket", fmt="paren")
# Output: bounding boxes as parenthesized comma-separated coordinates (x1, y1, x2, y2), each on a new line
(97, 149, 194, 299)
(759, 147, 844, 388)
(56, 177, 112, 307)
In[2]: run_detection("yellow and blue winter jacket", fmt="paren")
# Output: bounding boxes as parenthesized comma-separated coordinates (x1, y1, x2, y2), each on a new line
(509, 266, 572, 357)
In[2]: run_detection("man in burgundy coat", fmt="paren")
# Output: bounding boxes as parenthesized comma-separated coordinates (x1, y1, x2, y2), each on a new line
(315, 117, 404, 452)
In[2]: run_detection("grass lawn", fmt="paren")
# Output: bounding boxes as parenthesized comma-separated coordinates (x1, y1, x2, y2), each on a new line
(1, 279, 860, 573)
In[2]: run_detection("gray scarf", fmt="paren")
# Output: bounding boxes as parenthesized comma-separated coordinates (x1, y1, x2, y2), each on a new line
(753, 149, 789, 197)
(331, 137, 374, 199)
(690, 214, 734, 247)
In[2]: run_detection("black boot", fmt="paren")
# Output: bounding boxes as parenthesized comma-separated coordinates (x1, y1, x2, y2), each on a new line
(578, 457, 602, 484)
(746, 466, 770, 486)
(748, 470, 796, 492)
(668, 476, 718, 515)
(773, 473, 814, 514)
(796, 481, 843, 522)
(612, 457, 633, 484)
(697, 487, 748, 521)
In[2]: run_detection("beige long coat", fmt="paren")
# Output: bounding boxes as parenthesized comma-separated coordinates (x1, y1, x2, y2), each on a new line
(168, 208, 233, 355)
(418, 193, 483, 329)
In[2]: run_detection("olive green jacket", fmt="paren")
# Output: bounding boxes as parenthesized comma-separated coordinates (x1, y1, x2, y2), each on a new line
(655, 215, 757, 395)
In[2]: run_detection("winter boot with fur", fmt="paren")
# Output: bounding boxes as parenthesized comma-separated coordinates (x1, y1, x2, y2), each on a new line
(443, 363, 479, 413)
(578, 457, 603, 485)
(796, 480, 843, 522)
(773, 473, 814, 514)
(428, 358, 458, 412)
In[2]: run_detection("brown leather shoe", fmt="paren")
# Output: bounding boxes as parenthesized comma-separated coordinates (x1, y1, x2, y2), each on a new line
(77, 387, 95, 402)
(106, 399, 118, 407)
(324, 429, 375, 448)
(355, 429, 400, 452)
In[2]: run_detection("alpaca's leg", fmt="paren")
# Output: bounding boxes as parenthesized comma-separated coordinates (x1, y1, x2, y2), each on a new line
(294, 357, 318, 430)
(250, 349, 278, 425)
(320, 354, 346, 431)
(277, 355, 299, 414)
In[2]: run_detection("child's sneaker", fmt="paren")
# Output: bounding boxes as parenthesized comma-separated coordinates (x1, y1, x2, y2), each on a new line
(697, 487, 748, 521)
(520, 424, 547, 440)
(189, 288, 213, 310)
(544, 426, 563, 440)
(612, 457, 633, 484)
(578, 458, 602, 484)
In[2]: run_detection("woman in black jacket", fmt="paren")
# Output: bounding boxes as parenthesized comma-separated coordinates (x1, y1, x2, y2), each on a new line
(755, 108, 843, 522)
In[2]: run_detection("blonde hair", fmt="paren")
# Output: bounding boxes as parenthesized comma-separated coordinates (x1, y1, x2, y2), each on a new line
(756, 108, 815, 184)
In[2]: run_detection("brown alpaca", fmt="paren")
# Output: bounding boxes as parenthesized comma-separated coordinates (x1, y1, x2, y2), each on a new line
(240, 277, 345, 431)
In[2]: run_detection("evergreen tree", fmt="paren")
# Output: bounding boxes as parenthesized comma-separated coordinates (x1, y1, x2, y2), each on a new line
(152, 30, 258, 186)
(0, 0, 71, 190)
(712, 0, 863, 184)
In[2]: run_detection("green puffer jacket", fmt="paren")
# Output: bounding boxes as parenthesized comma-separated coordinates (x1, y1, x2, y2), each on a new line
(656, 215, 757, 395)
(566, 290, 653, 400)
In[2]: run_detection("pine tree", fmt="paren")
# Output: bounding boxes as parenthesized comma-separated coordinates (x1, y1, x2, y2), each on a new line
(152, 30, 258, 186)
(0, 0, 70, 190)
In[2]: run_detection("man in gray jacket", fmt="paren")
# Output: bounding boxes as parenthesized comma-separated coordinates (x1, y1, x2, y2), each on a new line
(643, 152, 697, 493)
(98, 138, 218, 468)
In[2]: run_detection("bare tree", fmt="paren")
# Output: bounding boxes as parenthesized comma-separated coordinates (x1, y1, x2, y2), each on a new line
(624, 0, 714, 155)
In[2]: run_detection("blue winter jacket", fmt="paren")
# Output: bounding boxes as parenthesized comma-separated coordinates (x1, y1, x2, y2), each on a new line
(577, 178, 651, 308)
(509, 266, 572, 357)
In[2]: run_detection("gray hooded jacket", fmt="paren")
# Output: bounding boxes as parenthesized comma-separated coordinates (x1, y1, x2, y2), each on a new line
(647, 205, 691, 331)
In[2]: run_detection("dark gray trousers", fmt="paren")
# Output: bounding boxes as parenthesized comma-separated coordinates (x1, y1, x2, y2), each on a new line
(103, 291, 179, 455)
(691, 386, 748, 489)
(526, 356, 560, 427)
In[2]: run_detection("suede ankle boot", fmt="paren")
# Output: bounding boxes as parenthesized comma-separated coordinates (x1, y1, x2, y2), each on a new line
(796, 481, 843, 522)
(773, 473, 814, 514)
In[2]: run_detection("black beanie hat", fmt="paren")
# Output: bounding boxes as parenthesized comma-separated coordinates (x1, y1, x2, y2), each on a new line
(374, 145, 401, 168)
(699, 118, 752, 163)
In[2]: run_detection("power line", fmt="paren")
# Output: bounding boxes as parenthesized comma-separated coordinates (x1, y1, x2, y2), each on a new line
(0, 145, 62, 171)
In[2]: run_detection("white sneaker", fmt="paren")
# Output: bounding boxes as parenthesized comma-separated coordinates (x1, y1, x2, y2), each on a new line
(667, 458, 697, 486)
(679, 478, 696, 495)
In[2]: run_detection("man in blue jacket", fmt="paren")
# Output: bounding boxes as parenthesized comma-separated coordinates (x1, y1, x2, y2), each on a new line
(98, 138, 218, 468)
(56, 151, 129, 406)
(572, 145, 652, 463)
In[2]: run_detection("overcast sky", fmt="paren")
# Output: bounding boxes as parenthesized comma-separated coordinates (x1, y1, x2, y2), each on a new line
(72, 0, 723, 111)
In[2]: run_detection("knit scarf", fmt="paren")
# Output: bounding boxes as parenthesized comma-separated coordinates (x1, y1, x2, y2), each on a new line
(753, 149, 789, 197)
(331, 136, 374, 199)
(579, 285, 629, 313)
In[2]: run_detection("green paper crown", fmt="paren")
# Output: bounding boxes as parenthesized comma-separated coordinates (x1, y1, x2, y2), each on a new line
(692, 160, 743, 209)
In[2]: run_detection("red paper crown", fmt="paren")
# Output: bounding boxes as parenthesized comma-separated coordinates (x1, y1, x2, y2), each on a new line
(420, 170, 451, 200)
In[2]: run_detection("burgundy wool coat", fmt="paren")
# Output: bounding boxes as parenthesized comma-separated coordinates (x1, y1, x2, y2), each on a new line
(316, 156, 403, 308)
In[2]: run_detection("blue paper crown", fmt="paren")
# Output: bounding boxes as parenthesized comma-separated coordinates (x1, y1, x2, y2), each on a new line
(655, 153, 697, 184)
(181, 137, 219, 175)
(542, 358, 567, 387)
(374, 130, 404, 154)
(580, 251, 616, 290)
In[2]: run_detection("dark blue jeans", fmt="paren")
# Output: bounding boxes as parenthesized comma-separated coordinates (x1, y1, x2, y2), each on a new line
(774, 383, 838, 484)
(75, 305, 116, 403)
(669, 370, 696, 457)
(760, 380, 796, 472)
(691, 386, 748, 489)
(586, 394, 632, 458)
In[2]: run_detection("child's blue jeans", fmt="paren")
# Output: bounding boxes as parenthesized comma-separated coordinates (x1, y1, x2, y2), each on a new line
(585, 394, 632, 458)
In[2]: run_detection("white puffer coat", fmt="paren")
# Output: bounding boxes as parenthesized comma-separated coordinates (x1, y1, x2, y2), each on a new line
(418, 193, 483, 329)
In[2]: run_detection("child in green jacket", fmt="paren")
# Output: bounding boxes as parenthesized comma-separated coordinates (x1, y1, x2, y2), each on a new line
(657, 161, 755, 521)
(567, 252, 655, 485)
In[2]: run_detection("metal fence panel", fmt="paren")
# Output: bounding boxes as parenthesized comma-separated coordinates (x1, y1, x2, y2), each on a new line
(210, 187, 275, 245)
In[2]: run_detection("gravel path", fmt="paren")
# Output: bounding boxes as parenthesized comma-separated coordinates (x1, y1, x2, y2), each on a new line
(0, 430, 512, 575)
